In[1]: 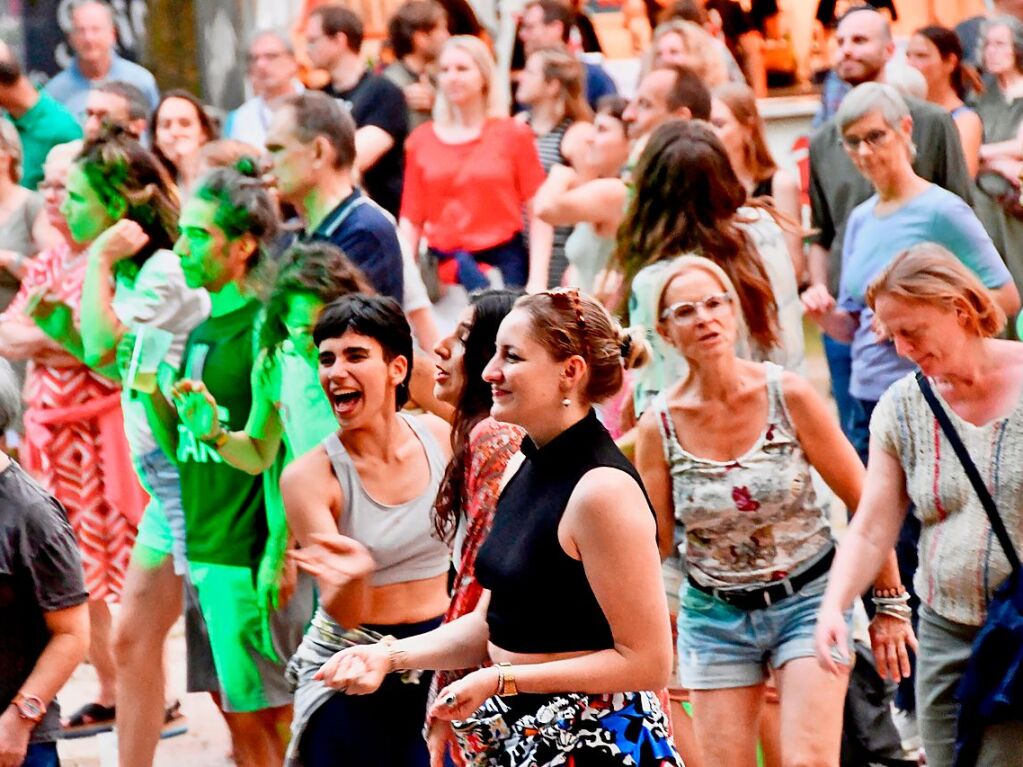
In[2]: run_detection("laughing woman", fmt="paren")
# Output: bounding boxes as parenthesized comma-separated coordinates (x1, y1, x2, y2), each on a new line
(281, 294, 452, 767)
(313, 289, 682, 767)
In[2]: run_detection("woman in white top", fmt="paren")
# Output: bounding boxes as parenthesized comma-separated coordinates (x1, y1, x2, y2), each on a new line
(55, 127, 209, 765)
(817, 243, 1023, 767)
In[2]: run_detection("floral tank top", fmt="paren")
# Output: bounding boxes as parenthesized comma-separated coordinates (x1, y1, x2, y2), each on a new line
(654, 362, 833, 589)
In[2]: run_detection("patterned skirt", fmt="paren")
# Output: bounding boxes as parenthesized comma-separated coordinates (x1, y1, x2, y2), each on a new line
(452, 690, 683, 767)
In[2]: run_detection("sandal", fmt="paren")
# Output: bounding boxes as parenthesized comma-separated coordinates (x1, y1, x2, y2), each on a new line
(61, 702, 116, 739)
(161, 700, 188, 739)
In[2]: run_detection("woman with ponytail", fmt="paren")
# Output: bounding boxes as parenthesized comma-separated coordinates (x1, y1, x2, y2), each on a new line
(907, 25, 984, 177)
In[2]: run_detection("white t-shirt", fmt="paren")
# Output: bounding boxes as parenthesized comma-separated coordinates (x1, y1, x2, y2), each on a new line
(111, 249, 210, 456)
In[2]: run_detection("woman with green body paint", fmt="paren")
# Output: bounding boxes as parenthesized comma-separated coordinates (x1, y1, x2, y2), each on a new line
(34, 128, 209, 762)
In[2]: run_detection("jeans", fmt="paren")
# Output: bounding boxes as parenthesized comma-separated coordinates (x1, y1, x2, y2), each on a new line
(822, 335, 857, 444)
(431, 234, 528, 291)
(22, 742, 59, 767)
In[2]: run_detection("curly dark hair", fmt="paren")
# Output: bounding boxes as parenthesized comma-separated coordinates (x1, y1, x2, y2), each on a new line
(260, 241, 373, 367)
(614, 119, 779, 351)
(431, 289, 521, 542)
(76, 124, 180, 272)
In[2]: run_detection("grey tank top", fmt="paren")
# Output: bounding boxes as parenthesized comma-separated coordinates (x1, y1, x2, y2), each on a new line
(323, 412, 450, 586)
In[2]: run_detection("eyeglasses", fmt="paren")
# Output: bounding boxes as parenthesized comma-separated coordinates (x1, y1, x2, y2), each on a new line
(840, 128, 892, 153)
(660, 292, 733, 324)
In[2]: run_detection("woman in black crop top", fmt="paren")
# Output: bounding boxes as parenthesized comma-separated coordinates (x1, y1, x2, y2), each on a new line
(314, 289, 683, 767)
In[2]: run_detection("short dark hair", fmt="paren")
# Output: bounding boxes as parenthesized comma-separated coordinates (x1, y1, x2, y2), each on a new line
(658, 64, 711, 121)
(311, 5, 365, 53)
(282, 91, 357, 170)
(528, 0, 574, 41)
(313, 294, 414, 410)
(96, 80, 149, 122)
(0, 47, 22, 86)
(389, 0, 446, 59)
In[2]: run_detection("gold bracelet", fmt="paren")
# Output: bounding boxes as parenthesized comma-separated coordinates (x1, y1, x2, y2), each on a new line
(496, 662, 518, 696)
(201, 427, 229, 450)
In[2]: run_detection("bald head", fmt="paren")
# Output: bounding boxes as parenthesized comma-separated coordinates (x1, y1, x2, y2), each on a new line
(835, 8, 894, 86)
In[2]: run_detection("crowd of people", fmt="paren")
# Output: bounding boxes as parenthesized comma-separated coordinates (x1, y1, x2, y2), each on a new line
(3, 1, 1023, 767)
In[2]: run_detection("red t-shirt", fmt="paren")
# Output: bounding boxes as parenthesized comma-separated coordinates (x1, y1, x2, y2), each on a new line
(400, 118, 546, 253)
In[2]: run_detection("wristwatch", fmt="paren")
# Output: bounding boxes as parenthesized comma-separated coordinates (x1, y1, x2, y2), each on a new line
(11, 693, 46, 723)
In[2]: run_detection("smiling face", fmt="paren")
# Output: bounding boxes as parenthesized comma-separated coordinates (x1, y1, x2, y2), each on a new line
(433, 305, 473, 405)
(284, 291, 324, 360)
(658, 268, 738, 359)
(482, 308, 570, 429)
(873, 294, 969, 377)
(438, 46, 487, 109)
(318, 330, 406, 428)
(173, 197, 235, 291)
(60, 163, 119, 245)
(155, 97, 206, 169)
(834, 11, 892, 86)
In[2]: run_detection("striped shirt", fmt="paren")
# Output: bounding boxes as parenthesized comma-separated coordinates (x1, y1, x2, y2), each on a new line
(871, 373, 1023, 626)
(524, 115, 573, 287)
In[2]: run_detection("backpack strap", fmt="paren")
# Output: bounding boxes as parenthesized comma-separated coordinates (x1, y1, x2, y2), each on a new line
(916, 372, 1021, 574)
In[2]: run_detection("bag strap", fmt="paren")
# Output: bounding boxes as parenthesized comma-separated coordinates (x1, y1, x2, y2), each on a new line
(916, 372, 1022, 573)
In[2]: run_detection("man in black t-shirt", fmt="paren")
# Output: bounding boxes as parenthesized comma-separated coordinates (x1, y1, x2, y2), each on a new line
(305, 5, 408, 217)
(0, 359, 89, 767)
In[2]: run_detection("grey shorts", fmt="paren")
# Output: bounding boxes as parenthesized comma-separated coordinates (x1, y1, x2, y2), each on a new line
(916, 604, 1023, 767)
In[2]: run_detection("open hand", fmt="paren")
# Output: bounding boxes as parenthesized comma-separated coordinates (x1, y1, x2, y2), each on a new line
(172, 380, 220, 440)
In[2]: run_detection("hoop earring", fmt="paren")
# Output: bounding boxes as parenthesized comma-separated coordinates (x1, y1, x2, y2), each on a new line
(561, 397, 571, 408)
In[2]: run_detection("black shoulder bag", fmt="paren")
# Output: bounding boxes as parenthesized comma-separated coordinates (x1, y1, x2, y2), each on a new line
(916, 373, 1023, 767)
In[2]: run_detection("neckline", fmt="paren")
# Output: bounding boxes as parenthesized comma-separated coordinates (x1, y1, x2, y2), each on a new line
(333, 414, 436, 509)
(520, 409, 601, 462)
(926, 374, 1023, 431)
(870, 183, 935, 220)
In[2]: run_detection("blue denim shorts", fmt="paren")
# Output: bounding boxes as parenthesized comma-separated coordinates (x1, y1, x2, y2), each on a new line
(133, 448, 188, 574)
(677, 572, 850, 689)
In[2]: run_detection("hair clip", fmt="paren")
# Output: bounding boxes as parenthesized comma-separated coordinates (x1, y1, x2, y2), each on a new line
(544, 287, 586, 332)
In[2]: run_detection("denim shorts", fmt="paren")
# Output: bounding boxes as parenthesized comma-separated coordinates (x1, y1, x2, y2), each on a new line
(133, 448, 188, 574)
(677, 572, 850, 689)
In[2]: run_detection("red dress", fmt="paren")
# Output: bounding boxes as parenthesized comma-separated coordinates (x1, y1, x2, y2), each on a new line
(2, 244, 141, 601)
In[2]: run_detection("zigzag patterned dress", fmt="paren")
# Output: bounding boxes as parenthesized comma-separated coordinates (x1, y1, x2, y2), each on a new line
(2, 244, 137, 601)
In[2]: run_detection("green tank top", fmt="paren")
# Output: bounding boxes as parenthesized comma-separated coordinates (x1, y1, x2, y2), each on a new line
(176, 298, 267, 568)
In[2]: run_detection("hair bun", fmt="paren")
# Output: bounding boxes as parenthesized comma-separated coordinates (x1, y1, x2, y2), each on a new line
(619, 325, 650, 371)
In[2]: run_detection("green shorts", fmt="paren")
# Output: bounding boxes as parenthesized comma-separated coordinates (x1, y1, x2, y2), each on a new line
(187, 561, 312, 713)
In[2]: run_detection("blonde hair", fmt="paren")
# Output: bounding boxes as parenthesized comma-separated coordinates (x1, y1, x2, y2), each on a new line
(434, 35, 508, 125)
(712, 82, 777, 186)
(656, 254, 749, 339)
(865, 242, 1006, 338)
(0, 120, 24, 183)
(527, 46, 593, 123)
(651, 20, 729, 88)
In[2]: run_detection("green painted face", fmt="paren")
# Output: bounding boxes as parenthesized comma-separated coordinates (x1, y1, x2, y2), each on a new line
(174, 197, 231, 291)
(283, 291, 324, 360)
(60, 164, 119, 245)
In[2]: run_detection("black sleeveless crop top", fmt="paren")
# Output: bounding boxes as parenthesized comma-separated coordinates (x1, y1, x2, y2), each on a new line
(475, 410, 655, 654)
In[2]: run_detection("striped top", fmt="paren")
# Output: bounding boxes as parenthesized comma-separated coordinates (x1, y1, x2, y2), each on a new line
(872, 373, 1023, 626)
(525, 115, 573, 287)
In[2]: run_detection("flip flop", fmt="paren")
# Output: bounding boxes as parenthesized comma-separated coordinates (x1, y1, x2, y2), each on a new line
(160, 700, 188, 739)
(61, 702, 116, 739)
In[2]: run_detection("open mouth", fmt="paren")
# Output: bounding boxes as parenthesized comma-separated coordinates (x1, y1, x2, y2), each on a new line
(330, 389, 362, 417)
